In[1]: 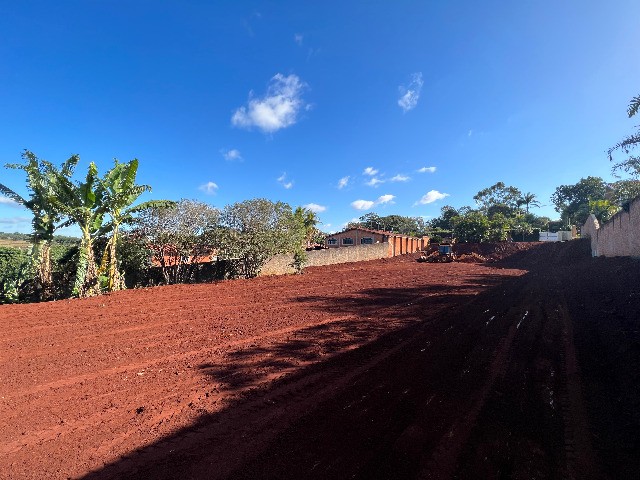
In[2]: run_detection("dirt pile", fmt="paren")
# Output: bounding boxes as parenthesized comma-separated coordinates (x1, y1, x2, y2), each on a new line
(453, 241, 541, 262)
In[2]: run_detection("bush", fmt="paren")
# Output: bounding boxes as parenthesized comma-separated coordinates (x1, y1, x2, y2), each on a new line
(290, 249, 308, 274)
(0, 247, 31, 304)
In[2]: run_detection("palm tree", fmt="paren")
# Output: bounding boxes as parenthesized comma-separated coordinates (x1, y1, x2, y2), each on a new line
(49, 161, 106, 297)
(608, 94, 640, 177)
(98, 159, 174, 291)
(0, 150, 78, 300)
(518, 192, 540, 213)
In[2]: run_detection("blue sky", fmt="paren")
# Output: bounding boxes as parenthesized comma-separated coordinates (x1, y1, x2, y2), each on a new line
(1, 1, 639, 234)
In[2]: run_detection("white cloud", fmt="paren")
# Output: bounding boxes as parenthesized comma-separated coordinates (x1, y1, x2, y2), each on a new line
(337, 176, 350, 189)
(390, 174, 410, 182)
(221, 148, 243, 161)
(304, 203, 326, 213)
(363, 167, 378, 176)
(0, 197, 23, 208)
(277, 172, 294, 189)
(351, 194, 395, 211)
(351, 200, 375, 211)
(199, 181, 219, 195)
(417, 166, 437, 173)
(232, 73, 308, 133)
(366, 177, 384, 187)
(294, 33, 303, 45)
(468, 129, 473, 137)
(416, 190, 449, 205)
(398, 72, 424, 112)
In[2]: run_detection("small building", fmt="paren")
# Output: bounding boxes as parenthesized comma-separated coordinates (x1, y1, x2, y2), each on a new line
(325, 227, 428, 256)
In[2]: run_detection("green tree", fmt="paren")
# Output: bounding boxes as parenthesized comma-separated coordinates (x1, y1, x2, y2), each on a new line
(608, 94, 640, 177)
(551, 176, 608, 226)
(217, 199, 301, 278)
(357, 212, 383, 230)
(608, 179, 640, 205)
(358, 212, 427, 236)
(133, 199, 219, 284)
(488, 213, 514, 241)
(588, 199, 619, 224)
(429, 205, 459, 231)
(98, 159, 174, 291)
(0, 150, 78, 300)
(451, 211, 491, 243)
(473, 182, 522, 214)
(49, 161, 106, 297)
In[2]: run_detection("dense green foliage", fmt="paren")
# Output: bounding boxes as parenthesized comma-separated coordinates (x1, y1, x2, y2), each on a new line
(0, 151, 172, 303)
(1, 151, 79, 299)
(551, 177, 640, 225)
(0, 246, 30, 303)
(216, 199, 306, 278)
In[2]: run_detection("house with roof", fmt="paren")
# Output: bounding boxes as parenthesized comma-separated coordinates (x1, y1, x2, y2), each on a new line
(324, 227, 428, 257)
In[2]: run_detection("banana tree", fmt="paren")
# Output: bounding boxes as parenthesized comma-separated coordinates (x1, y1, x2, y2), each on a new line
(49, 161, 106, 297)
(0, 150, 78, 300)
(98, 159, 174, 291)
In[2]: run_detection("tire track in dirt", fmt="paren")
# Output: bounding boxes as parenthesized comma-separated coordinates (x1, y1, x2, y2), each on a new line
(418, 283, 538, 479)
(555, 294, 604, 479)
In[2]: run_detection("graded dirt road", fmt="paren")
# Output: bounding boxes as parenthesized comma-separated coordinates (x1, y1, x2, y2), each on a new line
(1, 241, 638, 479)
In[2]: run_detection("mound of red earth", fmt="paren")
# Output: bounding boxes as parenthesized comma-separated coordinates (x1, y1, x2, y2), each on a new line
(1, 240, 639, 479)
(453, 241, 542, 262)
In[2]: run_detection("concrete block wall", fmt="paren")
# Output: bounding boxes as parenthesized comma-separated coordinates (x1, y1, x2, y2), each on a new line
(260, 242, 391, 275)
(582, 196, 640, 257)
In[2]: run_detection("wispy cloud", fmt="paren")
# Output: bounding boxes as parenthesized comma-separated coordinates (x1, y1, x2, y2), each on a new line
(398, 72, 424, 113)
(415, 190, 449, 205)
(417, 166, 437, 173)
(363, 167, 378, 176)
(221, 148, 243, 161)
(303, 203, 326, 213)
(0, 197, 23, 208)
(199, 181, 219, 195)
(351, 194, 396, 211)
(232, 73, 309, 133)
(390, 174, 410, 182)
(277, 172, 294, 189)
(294, 33, 303, 45)
(337, 176, 350, 189)
(365, 177, 384, 187)
(0, 216, 30, 226)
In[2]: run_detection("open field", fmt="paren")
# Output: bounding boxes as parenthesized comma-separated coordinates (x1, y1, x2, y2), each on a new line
(0, 239, 30, 250)
(1, 240, 639, 479)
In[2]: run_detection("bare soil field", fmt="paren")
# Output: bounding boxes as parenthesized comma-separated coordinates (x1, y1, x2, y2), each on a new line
(1, 240, 639, 479)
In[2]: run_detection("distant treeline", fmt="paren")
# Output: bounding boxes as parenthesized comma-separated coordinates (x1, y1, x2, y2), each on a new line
(0, 232, 80, 245)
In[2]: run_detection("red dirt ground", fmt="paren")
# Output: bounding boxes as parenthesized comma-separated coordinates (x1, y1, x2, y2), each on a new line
(1, 240, 639, 479)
